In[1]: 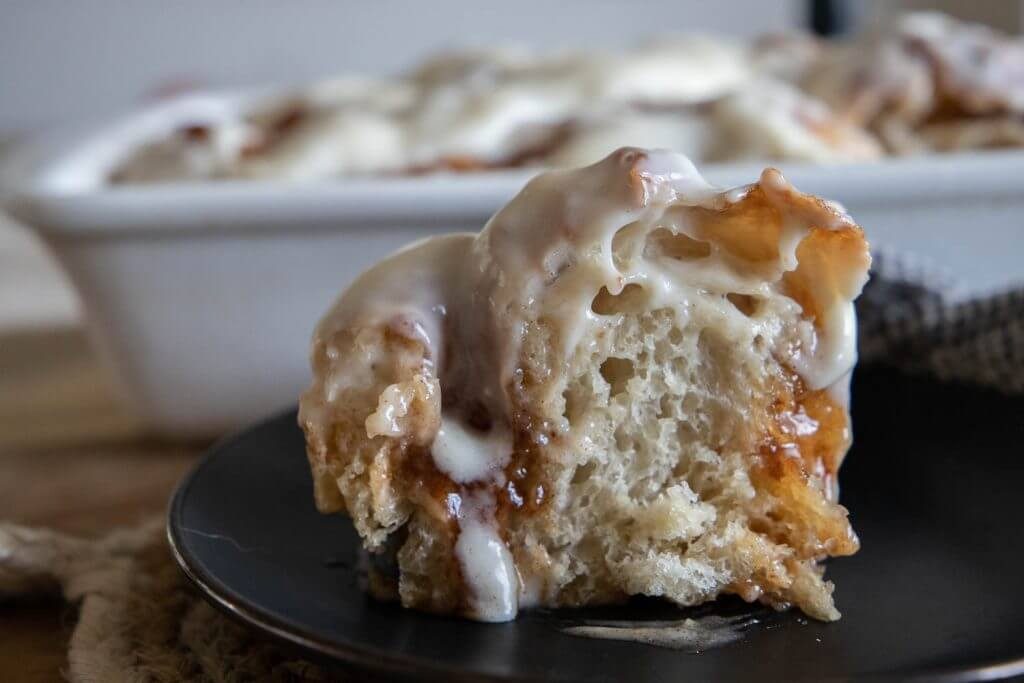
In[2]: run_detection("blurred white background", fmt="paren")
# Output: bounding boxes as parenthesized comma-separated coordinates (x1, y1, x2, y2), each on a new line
(1, 0, 1023, 333)
(0, 0, 800, 328)
(2, 0, 1023, 135)
(3, 0, 800, 135)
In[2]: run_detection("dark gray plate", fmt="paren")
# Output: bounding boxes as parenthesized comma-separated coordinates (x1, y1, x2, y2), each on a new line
(168, 369, 1024, 681)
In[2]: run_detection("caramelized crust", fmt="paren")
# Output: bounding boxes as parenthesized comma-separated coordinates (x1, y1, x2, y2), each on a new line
(783, 226, 872, 326)
(692, 187, 784, 264)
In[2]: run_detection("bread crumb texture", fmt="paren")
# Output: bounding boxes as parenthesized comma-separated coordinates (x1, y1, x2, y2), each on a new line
(300, 149, 869, 622)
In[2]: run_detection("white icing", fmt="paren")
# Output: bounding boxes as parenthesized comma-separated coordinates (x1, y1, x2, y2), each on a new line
(314, 232, 474, 370)
(477, 150, 865, 392)
(584, 36, 751, 105)
(709, 79, 881, 163)
(899, 12, 1024, 112)
(545, 110, 711, 169)
(365, 383, 416, 438)
(240, 110, 407, 180)
(803, 11, 1024, 151)
(563, 614, 760, 652)
(791, 301, 860, 391)
(455, 491, 519, 622)
(827, 369, 853, 410)
(116, 12, 1024, 183)
(110, 34, 884, 183)
(431, 417, 512, 484)
(303, 148, 871, 622)
(320, 147, 865, 445)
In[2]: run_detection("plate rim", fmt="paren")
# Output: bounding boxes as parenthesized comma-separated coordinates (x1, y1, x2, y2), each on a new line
(166, 406, 1024, 683)
(166, 414, 530, 683)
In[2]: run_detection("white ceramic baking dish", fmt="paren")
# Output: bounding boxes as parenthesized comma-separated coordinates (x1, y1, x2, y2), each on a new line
(5, 94, 1024, 436)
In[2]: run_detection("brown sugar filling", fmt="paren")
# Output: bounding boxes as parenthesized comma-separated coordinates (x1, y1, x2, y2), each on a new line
(747, 363, 859, 560)
(691, 186, 784, 264)
(498, 414, 553, 520)
(761, 369, 851, 491)
(400, 444, 461, 532)
(239, 102, 309, 159)
(782, 225, 868, 326)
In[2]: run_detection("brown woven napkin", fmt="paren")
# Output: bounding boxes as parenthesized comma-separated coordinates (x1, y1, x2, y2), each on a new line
(0, 520, 331, 682)
(858, 250, 1024, 393)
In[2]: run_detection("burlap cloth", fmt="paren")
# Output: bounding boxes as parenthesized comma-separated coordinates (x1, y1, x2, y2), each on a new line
(0, 253, 1021, 681)
(0, 521, 332, 682)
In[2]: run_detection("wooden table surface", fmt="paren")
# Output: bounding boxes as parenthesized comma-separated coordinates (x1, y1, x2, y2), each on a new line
(0, 325, 205, 682)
